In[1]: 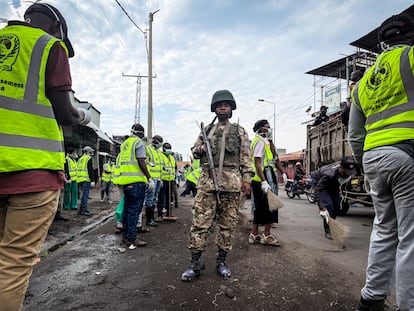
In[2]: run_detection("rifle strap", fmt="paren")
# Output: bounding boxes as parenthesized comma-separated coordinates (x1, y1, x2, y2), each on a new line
(218, 122, 230, 186)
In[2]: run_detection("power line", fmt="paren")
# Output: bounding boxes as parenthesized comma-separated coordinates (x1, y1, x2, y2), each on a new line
(115, 0, 145, 34)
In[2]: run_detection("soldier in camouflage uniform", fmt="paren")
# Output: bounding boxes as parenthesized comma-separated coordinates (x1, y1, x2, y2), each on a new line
(181, 90, 253, 282)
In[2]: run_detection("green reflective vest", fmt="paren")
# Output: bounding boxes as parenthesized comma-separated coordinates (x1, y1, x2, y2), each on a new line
(66, 156, 77, 182)
(77, 155, 92, 183)
(0, 25, 67, 173)
(101, 163, 113, 182)
(185, 166, 200, 185)
(250, 135, 272, 182)
(146, 144, 162, 179)
(161, 153, 176, 181)
(112, 154, 121, 185)
(117, 137, 147, 185)
(352, 46, 414, 151)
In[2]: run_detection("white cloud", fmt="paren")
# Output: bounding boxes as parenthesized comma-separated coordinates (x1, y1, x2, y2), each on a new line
(1, 0, 411, 157)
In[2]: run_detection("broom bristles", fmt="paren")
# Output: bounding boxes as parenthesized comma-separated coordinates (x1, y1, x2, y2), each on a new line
(328, 216, 351, 243)
(267, 191, 284, 211)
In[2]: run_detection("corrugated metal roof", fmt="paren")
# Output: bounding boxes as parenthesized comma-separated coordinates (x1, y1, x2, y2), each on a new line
(305, 52, 376, 78)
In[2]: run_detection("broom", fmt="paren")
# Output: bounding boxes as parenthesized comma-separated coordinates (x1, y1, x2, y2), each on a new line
(267, 191, 284, 211)
(328, 216, 351, 243)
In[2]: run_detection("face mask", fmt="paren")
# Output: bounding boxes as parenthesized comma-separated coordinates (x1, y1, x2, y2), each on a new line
(266, 129, 273, 139)
(154, 142, 162, 149)
(164, 149, 172, 155)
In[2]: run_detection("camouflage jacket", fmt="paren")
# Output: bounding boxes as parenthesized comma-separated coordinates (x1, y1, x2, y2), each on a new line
(192, 121, 253, 193)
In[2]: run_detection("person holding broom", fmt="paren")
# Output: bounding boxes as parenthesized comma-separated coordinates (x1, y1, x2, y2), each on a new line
(249, 120, 281, 246)
(313, 157, 356, 239)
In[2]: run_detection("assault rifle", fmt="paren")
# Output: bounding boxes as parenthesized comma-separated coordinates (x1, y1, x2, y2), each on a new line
(199, 121, 221, 205)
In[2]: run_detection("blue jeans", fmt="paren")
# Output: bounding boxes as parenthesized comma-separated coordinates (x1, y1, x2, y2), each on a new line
(79, 182, 91, 213)
(122, 183, 146, 242)
(144, 178, 162, 207)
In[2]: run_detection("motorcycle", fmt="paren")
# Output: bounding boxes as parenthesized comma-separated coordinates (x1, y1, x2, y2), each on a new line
(284, 177, 316, 203)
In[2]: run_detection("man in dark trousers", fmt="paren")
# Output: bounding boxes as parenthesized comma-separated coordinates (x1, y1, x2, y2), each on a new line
(314, 157, 356, 239)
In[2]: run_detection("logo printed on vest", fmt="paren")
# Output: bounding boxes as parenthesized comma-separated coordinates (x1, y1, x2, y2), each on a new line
(0, 34, 19, 73)
(364, 62, 392, 100)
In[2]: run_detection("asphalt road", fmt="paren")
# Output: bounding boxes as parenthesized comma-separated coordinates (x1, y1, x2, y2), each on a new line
(22, 189, 389, 311)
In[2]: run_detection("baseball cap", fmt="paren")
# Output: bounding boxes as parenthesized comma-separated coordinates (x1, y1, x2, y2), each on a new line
(25, 3, 74, 58)
(378, 13, 414, 43)
(340, 156, 357, 176)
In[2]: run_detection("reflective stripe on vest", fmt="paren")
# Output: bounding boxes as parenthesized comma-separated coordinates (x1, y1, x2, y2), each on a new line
(161, 153, 176, 181)
(353, 46, 414, 151)
(66, 156, 77, 181)
(77, 155, 92, 182)
(250, 135, 272, 182)
(117, 137, 147, 185)
(101, 163, 113, 182)
(0, 26, 65, 172)
(146, 145, 162, 178)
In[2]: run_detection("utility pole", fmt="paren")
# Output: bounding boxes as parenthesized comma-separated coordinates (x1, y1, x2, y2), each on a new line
(122, 73, 154, 125)
(147, 9, 159, 139)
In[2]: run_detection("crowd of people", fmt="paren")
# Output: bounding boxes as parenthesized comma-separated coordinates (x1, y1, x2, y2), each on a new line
(1, 2, 413, 310)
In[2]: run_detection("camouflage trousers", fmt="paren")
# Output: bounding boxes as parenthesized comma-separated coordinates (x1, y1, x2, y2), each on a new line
(188, 189, 241, 252)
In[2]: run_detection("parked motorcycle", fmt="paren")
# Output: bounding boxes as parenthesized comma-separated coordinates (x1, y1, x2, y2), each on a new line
(284, 177, 316, 203)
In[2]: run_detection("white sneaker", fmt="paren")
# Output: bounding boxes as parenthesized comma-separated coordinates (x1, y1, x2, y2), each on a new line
(99, 199, 104, 203)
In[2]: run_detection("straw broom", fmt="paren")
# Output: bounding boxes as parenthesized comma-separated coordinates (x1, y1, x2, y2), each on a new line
(267, 191, 284, 211)
(328, 216, 351, 243)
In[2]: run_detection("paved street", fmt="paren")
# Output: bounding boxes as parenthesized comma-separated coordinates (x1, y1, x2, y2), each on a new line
(23, 186, 384, 311)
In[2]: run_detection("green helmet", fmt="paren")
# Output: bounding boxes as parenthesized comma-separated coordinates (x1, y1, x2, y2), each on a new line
(210, 90, 236, 112)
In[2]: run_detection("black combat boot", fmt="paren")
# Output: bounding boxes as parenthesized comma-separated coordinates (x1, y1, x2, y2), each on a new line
(145, 206, 157, 226)
(323, 218, 332, 240)
(216, 248, 231, 278)
(181, 252, 202, 282)
(356, 297, 385, 311)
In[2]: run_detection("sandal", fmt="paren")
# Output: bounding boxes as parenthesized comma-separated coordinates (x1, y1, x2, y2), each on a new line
(248, 233, 261, 244)
(261, 233, 280, 246)
(136, 227, 150, 233)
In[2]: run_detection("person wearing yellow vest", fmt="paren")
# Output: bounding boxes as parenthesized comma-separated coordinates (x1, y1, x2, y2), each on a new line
(100, 159, 114, 204)
(118, 124, 153, 249)
(77, 146, 95, 216)
(157, 142, 178, 218)
(144, 135, 164, 226)
(249, 119, 280, 247)
(0, 3, 91, 310)
(349, 13, 414, 311)
(180, 159, 200, 197)
(63, 148, 79, 210)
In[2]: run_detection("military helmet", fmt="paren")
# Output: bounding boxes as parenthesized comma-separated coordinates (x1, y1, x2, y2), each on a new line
(210, 90, 236, 112)
(378, 13, 414, 43)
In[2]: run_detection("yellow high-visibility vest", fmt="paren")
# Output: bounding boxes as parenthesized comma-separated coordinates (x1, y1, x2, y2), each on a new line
(250, 135, 272, 182)
(77, 155, 92, 183)
(117, 137, 148, 185)
(161, 153, 176, 181)
(352, 46, 414, 151)
(0, 25, 68, 172)
(146, 144, 162, 179)
(66, 156, 77, 182)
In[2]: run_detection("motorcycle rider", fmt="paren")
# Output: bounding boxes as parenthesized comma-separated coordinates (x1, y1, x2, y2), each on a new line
(291, 162, 305, 197)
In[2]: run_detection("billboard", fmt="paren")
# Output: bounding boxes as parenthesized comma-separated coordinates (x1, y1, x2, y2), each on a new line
(324, 86, 341, 114)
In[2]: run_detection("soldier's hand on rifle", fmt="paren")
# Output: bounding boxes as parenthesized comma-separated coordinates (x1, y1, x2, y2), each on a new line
(261, 181, 271, 193)
(241, 182, 251, 197)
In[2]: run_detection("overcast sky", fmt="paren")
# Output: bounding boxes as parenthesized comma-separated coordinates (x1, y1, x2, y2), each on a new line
(1, 0, 411, 160)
